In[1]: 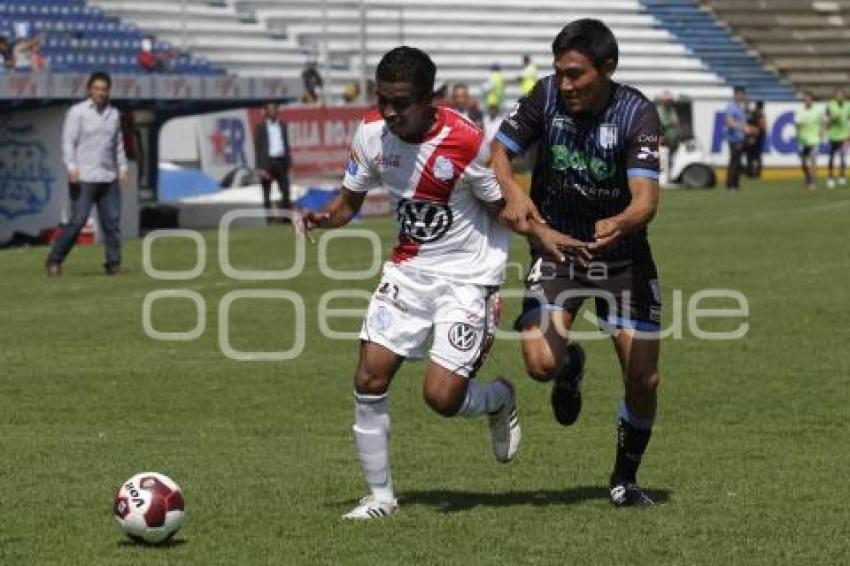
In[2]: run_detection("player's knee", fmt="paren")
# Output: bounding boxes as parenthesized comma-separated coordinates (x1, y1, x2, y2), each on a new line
(628, 367, 660, 394)
(422, 386, 462, 417)
(354, 366, 390, 396)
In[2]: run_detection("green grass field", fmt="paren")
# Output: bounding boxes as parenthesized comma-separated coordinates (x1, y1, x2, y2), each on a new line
(1, 180, 848, 565)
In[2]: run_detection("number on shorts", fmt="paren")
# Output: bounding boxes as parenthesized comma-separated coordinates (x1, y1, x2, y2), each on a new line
(527, 257, 544, 285)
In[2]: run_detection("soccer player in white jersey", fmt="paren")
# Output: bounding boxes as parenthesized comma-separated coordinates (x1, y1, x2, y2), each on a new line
(303, 47, 569, 520)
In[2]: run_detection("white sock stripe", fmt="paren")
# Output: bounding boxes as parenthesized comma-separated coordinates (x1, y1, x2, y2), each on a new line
(352, 425, 382, 435)
(355, 391, 388, 404)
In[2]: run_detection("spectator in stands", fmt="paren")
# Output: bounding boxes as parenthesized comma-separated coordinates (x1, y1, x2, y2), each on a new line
(137, 36, 174, 73)
(301, 61, 323, 104)
(13, 35, 45, 72)
(795, 90, 822, 191)
(482, 62, 505, 114)
(450, 83, 483, 128)
(656, 91, 681, 166)
(824, 87, 849, 188)
(46, 71, 128, 277)
(744, 100, 766, 179)
(343, 81, 361, 104)
(518, 54, 538, 96)
(724, 86, 748, 191)
(253, 102, 292, 223)
(0, 36, 11, 72)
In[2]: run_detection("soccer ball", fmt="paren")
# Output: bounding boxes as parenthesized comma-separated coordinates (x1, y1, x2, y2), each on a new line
(113, 472, 185, 544)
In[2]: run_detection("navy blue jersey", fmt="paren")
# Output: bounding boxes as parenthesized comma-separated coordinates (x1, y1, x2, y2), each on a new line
(496, 77, 661, 261)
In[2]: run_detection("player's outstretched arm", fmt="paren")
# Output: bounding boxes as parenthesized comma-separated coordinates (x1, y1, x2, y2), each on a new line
(491, 140, 544, 234)
(590, 177, 659, 252)
(303, 187, 367, 232)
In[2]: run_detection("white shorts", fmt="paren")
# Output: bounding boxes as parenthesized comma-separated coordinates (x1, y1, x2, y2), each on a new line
(359, 263, 500, 378)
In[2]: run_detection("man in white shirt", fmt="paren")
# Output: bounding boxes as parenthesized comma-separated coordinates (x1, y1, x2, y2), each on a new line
(46, 71, 128, 276)
(253, 102, 291, 223)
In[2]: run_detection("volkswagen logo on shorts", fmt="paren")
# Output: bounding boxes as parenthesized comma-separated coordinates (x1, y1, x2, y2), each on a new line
(397, 199, 453, 244)
(448, 322, 477, 351)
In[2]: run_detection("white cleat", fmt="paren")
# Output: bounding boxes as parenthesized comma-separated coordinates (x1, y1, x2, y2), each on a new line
(827, 178, 836, 189)
(488, 377, 521, 463)
(342, 495, 398, 520)
(839, 177, 847, 186)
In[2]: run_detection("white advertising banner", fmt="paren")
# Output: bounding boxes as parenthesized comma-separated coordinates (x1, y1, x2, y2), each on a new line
(693, 100, 831, 167)
(0, 106, 68, 242)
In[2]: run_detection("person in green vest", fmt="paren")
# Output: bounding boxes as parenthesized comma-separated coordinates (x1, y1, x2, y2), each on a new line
(518, 54, 538, 96)
(795, 90, 823, 191)
(483, 62, 505, 114)
(824, 87, 849, 188)
(656, 90, 681, 167)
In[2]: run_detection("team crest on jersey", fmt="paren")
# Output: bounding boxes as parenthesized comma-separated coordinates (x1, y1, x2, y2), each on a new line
(598, 123, 618, 150)
(433, 155, 455, 181)
(397, 199, 453, 244)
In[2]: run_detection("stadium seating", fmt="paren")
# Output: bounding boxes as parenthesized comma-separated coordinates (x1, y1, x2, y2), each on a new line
(0, 0, 223, 75)
(88, 0, 734, 102)
(643, 0, 796, 101)
(702, 0, 850, 99)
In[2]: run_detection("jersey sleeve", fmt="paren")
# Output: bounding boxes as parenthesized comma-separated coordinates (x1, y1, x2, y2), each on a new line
(342, 121, 380, 193)
(463, 139, 503, 202)
(494, 79, 546, 155)
(625, 100, 662, 180)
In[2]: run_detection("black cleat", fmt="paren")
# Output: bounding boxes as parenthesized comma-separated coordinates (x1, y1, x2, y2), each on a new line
(551, 343, 585, 426)
(609, 477, 654, 507)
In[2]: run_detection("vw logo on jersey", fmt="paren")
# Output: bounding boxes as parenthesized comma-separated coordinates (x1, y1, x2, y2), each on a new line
(396, 199, 453, 244)
(448, 322, 478, 352)
(433, 155, 455, 181)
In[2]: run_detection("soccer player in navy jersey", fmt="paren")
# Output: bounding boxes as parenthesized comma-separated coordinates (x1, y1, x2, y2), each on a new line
(492, 19, 663, 506)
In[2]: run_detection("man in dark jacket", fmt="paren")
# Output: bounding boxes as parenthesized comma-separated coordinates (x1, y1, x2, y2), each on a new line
(253, 102, 292, 222)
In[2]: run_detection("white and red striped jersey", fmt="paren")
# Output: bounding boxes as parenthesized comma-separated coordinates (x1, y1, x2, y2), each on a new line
(343, 106, 509, 285)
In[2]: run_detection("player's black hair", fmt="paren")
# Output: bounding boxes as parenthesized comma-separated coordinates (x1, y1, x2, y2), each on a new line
(375, 46, 436, 100)
(87, 71, 112, 89)
(734, 85, 746, 95)
(551, 19, 618, 70)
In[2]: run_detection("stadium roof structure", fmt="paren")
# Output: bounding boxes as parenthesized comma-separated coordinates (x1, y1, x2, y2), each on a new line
(0, 72, 301, 114)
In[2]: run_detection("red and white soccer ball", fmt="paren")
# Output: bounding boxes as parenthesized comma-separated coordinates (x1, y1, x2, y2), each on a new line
(113, 472, 185, 544)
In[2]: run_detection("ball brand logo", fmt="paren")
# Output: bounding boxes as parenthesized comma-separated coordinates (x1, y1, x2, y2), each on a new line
(448, 322, 477, 351)
(124, 482, 145, 508)
(396, 199, 453, 243)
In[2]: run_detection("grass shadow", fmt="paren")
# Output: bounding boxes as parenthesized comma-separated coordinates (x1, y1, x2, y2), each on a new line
(117, 537, 188, 549)
(395, 486, 671, 512)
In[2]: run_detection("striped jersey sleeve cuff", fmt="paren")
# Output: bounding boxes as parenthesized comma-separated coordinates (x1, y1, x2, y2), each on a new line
(494, 131, 523, 154)
(627, 168, 661, 180)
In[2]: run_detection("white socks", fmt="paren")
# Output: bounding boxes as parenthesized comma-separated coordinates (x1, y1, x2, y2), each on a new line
(457, 379, 509, 418)
(353, 392, 394, 502)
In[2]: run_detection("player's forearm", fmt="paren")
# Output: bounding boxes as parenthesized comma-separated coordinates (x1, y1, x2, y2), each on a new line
(491, 142, 523, 200)
(614, 196, 658, 234)
(314, 189, 364, 229)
